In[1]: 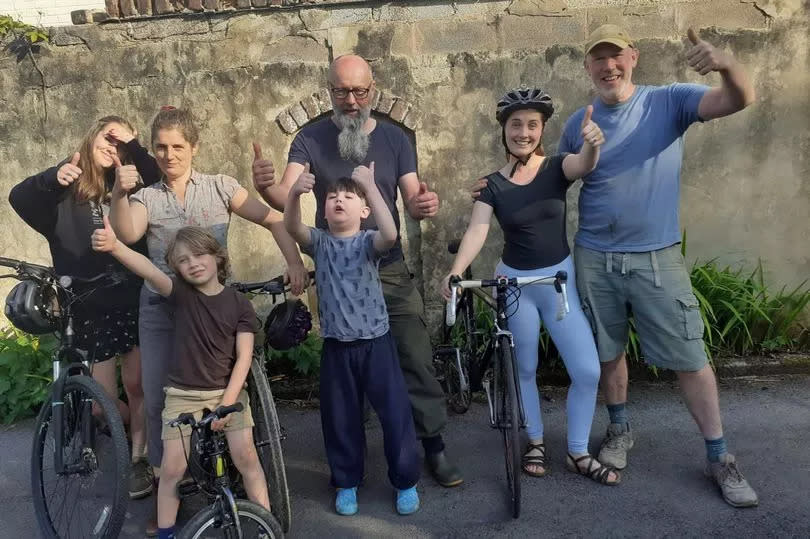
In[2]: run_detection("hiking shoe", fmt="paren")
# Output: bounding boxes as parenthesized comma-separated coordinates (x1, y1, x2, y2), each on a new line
(335, 487, 358, 516)
(705, 454, 759, 508)
(598, 423, 634, 470)
(396, 486, 420, 515)
(129, 457, 154, 499)
(426, 450, 463, 487)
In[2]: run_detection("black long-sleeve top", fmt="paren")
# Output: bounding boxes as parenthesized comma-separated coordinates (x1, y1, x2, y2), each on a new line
(9, 139, 161, 312)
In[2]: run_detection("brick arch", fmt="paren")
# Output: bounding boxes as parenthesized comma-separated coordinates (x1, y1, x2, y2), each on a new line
(275, 88, 420, 135)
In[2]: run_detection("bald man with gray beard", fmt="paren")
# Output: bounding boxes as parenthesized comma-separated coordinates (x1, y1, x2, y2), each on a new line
(253, 55, 463, 488)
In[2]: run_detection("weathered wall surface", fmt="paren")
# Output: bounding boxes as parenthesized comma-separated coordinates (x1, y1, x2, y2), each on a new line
(1, 0, 808, 329)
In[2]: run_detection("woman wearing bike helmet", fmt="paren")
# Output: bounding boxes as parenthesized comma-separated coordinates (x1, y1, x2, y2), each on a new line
(108, 107, 308, 536)
(440, 88, 619, 486)
(9, 116, 161, 499)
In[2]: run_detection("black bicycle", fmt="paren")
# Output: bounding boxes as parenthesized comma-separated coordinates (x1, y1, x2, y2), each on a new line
(0, 257, 130, 538)
(230, 271, 314, 534)
(445, 267, 569, 519)
(171, 404, 283, 538)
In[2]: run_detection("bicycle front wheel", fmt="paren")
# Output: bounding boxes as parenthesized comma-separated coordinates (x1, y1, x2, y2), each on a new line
(31, 375, 129, 538)
(444, 293, 477, 413)
(179, 498, 284, 539)
(247, 356, 291, 533)
(497, 335, 521, 519)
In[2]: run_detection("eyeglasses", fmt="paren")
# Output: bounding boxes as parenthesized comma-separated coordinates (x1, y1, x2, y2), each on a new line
(329, 86, 372, 100)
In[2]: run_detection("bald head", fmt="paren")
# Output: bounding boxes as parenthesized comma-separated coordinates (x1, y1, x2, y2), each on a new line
(329, 54, 373, 87)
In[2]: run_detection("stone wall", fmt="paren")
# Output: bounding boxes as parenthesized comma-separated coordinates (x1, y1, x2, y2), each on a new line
(1, 0, 808, 330)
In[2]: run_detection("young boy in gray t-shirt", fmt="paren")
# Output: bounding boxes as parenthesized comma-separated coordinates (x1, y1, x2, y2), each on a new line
(284, 162, 421, 516)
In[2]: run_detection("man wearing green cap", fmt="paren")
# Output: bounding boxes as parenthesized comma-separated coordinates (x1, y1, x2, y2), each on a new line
(558, 24, 758, 507)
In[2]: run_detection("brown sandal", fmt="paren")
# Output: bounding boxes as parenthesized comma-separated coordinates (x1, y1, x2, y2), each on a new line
(566, 453, 621, 486)
(522, 442, 548, 477)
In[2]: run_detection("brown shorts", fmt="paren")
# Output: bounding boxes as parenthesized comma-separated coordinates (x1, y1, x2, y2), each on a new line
(161, 386, 254, 440)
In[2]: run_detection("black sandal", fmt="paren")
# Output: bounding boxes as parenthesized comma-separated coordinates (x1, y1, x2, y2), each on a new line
(566, 453, 620, 486)
(522, 442, 548, 477)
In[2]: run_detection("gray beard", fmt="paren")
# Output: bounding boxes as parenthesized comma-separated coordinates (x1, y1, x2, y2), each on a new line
(335, 107, 371, 163)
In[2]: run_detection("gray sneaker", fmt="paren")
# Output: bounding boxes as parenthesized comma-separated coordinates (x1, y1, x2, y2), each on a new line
(598, 423, 634, 470)
(705, 453, 759, 508)
(129, 457, 154, 499)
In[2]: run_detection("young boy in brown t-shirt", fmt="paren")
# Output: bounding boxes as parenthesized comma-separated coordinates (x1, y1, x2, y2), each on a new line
(92, 221, 268, 539)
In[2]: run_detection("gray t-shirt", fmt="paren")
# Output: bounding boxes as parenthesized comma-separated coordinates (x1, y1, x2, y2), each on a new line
(129, 171, 240, 274)
(310, 228, 389, 341)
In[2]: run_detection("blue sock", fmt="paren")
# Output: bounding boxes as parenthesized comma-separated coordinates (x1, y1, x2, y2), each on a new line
(606, 402, 628, 426)
(705, 437, 727, 463)
(158, 527, 176, 539)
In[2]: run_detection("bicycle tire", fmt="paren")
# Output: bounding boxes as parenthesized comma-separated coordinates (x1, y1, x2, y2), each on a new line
(178, 498, 284, 539)
(498, 335, 521, 519)
(31, 375, 129, 538)
(247, 356, 292, 533)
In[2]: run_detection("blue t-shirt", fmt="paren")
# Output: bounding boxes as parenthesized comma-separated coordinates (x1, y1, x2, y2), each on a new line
(558, 83, 709, 252)
(310, 228, 389, 341)
(288, 117, 418, 267)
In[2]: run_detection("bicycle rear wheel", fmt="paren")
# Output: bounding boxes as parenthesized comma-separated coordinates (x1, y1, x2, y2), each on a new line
(497, 336, 521, 519)
(247, 356, 291, 533)
(31, 375, 129, 538)
(179, 498, 283, 539)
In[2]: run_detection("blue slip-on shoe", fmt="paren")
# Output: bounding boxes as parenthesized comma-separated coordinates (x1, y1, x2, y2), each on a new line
(396, 486, 420, 515)
(335, 487, 358, 515)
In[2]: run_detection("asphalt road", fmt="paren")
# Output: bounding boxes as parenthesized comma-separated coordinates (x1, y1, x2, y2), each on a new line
(1, 375, 809, 538)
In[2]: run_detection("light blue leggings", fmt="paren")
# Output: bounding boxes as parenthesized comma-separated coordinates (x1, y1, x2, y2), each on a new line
(496, 256, 600, 454)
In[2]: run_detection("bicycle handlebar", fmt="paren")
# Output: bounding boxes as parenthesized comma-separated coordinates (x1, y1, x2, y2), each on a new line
(446, 271, 570, 326)
(168, 403, 245, 428)
(0, 256, 125, 291)
(231, 270, 315, 295)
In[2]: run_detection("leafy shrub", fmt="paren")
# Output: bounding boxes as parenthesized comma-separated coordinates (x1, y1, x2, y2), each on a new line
(264, 333, 323, 377)
(0, 326, 55, 424)
(0, 15, 48, 44)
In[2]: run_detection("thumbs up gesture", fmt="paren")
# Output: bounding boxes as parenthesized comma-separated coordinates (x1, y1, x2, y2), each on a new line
(291, 162, 315, 197)
(351, 161, 375, 192)
(408, 180, 440, 219)
(685, 27, 728, 75)
(112, 153, 141, 194)
(56, 152, 82, 186)
(91, 216, 118, 253)
(251, 142, 276, 191)
(580, 105, 605, 148)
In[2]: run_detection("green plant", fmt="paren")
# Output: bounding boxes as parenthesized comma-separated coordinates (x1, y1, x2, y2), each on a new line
(0, 15, 48, 44)
(0, 326, 56, 424)
(265, 333, 323, 377)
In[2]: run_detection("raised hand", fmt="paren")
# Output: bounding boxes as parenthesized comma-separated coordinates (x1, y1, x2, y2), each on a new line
(350, 161, 375, 192)
(290, 162, 315, 197)
(91, 216, 118, 253)
(409, 181, 440, 219)
(112, 153, 140, 194)
(469, 177, 488, 200)
(580, 105, 605, 148)
(56, 152, 82, 186)
(685, 27, 729, 75)
(252, 142, 276, 191)
(106, 126, 135, 145)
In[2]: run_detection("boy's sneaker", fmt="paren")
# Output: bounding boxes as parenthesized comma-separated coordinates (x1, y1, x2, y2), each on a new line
(129, 457, 154, 499)
(598, 423, 634, 470)
(335, 487, 358, 516)
(705, 454, 759, 508)
(395, 486, 420, 515)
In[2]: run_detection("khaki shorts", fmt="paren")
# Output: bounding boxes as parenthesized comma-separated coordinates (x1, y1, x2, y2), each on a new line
(574, 244, 708, 372)
(161, 386, 254, 440)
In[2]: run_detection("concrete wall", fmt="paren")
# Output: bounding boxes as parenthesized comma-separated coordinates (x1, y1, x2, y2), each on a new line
(0, 0, 105, 27)
(1, 0, 808, 329)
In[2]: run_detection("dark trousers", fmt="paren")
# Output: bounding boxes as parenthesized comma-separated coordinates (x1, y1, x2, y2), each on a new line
(320, 332, 420, 490)
(379, 260, 447, 439)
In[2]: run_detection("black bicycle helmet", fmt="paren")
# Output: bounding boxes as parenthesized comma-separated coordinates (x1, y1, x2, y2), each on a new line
(263, 299, 313, 351)
(4, 280, 58, 334)
(496, 87, 554, 125)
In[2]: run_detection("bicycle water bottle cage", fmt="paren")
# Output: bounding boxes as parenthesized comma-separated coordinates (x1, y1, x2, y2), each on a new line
(264, 299, 313, 351)
(4, 280, 58, 334)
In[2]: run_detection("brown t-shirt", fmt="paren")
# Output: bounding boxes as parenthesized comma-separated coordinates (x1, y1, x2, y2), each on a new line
(167, 278, 258, 390)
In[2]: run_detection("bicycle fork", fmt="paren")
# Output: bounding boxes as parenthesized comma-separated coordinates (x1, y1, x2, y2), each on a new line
(483, 331, 527, 429)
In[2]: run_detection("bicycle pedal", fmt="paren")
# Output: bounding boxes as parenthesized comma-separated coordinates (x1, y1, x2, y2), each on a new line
(177, 478, 200, 497)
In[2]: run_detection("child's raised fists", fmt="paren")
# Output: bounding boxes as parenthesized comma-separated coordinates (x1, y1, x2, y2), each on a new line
(351, 161, 375, 192)
(91, 216, 118, 253)
(290, 162, 315, 196)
